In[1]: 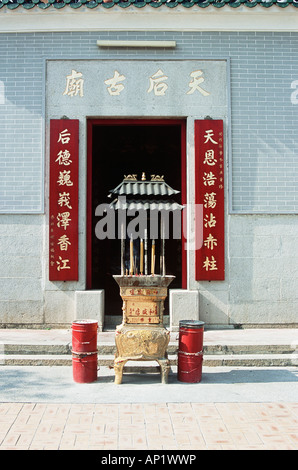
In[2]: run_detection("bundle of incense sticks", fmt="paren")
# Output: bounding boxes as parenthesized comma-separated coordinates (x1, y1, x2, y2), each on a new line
(127, 234, 159, 276)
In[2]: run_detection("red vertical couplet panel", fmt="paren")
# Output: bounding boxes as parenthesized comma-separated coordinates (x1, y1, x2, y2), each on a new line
(195, 120, 225, 281)
(49, 119, 79, 281)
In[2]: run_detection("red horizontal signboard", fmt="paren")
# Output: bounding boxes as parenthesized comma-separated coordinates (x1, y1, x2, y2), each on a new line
(195, 119, 225, 281)
(49, 119, 79, 281)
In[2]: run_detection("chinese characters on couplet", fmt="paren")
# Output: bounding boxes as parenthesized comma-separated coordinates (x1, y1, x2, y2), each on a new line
(62, 69, 210, 98)
(195, 120, 224, 281)
(49, 120, 79, 281)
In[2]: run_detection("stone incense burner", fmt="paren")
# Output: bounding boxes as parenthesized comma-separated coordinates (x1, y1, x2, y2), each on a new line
(108, 173, 182, 384)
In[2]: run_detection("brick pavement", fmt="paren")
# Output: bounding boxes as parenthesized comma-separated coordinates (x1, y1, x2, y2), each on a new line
(0, 402, 297, 450)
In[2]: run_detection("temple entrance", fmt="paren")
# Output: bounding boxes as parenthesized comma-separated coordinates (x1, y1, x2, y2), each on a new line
(87, 119, 186, 317)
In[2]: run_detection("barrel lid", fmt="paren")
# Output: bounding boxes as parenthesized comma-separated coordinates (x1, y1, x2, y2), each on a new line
(179, 320, 204, 329)
(72, 320, 98, 325)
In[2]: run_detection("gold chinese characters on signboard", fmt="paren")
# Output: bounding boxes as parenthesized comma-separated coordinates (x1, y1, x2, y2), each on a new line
(62, 68, 210, 98)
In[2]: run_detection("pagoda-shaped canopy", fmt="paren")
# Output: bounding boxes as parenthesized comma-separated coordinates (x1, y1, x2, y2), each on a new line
(108, 173, 184, 212)
(108, 173, 183, 276)
(109, 176, 180, 198)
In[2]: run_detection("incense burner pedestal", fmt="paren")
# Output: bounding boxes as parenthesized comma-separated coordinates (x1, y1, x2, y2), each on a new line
(114, 324, 171, 384)
(113, 275, 174, 384)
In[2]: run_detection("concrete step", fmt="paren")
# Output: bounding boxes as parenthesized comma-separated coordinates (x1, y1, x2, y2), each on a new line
(2, 352, 297, 368)
(1, 328, 297, 369)
(2, 342, 296, 356)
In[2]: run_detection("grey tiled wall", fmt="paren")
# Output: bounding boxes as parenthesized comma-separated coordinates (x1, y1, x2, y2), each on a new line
(0, 31, 297, 213)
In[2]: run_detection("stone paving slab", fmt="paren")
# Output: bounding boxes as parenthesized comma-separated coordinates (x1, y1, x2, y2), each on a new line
(0, 401, 297, 450)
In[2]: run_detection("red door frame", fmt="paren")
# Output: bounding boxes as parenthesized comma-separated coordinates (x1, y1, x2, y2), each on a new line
(86, 118, 187, 290)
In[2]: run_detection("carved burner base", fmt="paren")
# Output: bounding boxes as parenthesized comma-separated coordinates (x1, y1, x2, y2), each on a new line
(114, 323, 170, 384)
(113, 275, 174, 384)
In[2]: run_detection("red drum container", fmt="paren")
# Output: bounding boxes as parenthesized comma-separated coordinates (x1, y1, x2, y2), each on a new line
(72, 353, 98, 384)
(72, 320, 98, 353)
(177, 320, 204, 383)
(72, 320, 98, 383)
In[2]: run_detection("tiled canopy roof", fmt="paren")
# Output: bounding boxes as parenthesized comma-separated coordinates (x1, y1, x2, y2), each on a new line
(108, 178, 183, 212)
(0, 0, 297, 9)
(109, 180, 180, 198)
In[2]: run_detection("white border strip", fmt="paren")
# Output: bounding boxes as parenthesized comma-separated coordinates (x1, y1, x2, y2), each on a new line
(0, 6, 297, 33)
(97, 40, 176, 48)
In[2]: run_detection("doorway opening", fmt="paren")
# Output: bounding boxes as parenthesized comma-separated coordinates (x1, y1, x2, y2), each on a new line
(87, 119, 186, 317)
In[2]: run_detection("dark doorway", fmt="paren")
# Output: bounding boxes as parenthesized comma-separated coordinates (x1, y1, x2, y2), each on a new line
(87, 119, 186, 317)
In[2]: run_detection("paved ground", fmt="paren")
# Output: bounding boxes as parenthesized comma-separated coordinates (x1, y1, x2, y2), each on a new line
(0, 365, 298, 450)
(0, 398, 297, 450)
(1, 365, 298, 404)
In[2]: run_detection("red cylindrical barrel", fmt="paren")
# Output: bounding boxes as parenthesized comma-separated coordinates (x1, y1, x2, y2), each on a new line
(72, 320, 98, 383)
(72, 353, 98, 383)
(72, 320, 98, 353)
(177, 320, 204, 383)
